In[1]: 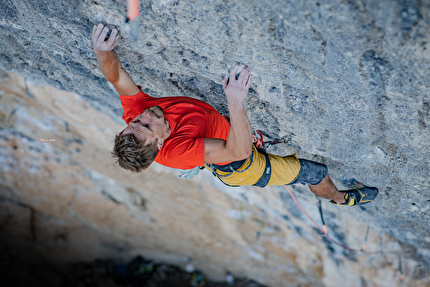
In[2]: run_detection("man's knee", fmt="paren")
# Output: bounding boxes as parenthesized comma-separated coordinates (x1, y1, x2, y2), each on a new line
(288, 159, 328, 185)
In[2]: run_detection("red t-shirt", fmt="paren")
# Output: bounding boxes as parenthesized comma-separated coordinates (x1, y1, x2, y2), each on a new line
(120, 87, 231, 169)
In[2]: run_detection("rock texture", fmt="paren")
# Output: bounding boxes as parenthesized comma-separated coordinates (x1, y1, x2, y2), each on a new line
(1, 0, 430, 286)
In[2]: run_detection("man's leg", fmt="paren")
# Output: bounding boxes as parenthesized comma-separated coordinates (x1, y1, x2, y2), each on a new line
(206, 148, 378, 206)
(290, 159, 378, 206)
(308, 175, 345, 204)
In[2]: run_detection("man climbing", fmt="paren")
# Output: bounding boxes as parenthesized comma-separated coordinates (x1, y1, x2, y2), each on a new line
(92, 24, 378, 206)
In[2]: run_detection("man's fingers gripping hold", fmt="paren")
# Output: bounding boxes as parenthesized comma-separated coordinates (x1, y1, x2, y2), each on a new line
(229, 66, 236, 84)
(223, 66, 253, 91)
(222, 74, 228, 90)
(246, 74, 253, 88)
(93, 24, 120, 52)
(98, 26, 109, 44)
(242, 66, 252, 86)
(92, 24, 103, 45)
(237, 65, 249, 84)
(94, 24, 104, 41)
(107, 28, 119, 46)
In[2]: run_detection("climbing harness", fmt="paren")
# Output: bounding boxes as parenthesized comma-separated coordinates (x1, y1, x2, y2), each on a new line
(207, 130, 284, 187)
(284, 185, 410, 287)
(207, 156, 253, 179)
(253, 149, 271, 187)
(206, 148, 273, 188)
(207, 130, 292, 187)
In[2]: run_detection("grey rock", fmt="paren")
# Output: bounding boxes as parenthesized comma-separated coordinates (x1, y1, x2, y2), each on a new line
(1, 0, 430, 284)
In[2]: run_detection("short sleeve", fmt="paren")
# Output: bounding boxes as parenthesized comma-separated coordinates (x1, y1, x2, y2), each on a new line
(119, 86, 154, 124)
(156, 137, 205, 169)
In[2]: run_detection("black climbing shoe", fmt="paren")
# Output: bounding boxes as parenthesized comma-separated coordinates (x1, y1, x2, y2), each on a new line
(331, 187, 379, 206)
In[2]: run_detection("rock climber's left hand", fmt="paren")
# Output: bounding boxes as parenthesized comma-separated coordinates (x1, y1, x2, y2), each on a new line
(92, 24, 119, 53)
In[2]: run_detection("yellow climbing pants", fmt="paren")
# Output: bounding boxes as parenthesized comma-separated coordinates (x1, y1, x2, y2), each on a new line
(204, 145, 301, 187)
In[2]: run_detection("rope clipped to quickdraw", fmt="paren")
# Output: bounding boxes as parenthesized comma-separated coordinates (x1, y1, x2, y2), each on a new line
(125, 0, 140, 41)
(317, 197, 328, 234)
(284, 185, 411, 287)
(253, 130, 264, 149)
(399, 256, 404, 281)
(379, 243, 407, 284)
(361, 226, 370, 252)
(285, 185, 354, 250)
(248, 130, 409, 285)
(253, 130, 293, 150)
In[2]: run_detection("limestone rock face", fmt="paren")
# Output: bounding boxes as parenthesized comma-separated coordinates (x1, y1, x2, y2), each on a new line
(1, 0, 430, 286)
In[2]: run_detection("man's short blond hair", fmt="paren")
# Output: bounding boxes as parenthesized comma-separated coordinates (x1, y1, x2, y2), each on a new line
(111, 133, 158, 172)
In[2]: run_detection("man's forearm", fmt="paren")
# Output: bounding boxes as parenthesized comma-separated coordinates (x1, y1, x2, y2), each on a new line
(95, 50, 122, 83)
(92, 24, 139, 96)
(226, 103, 253, 159)
(222, 66, 254, 160)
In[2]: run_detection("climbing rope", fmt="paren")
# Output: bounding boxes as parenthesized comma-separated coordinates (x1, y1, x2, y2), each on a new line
(238, 129, 408, 285)
(284, 185, 410, 287)
(285, 185, 358, 251)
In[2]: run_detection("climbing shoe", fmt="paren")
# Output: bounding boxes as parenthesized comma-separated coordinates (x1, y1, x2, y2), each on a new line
(331, 187, 378, 206)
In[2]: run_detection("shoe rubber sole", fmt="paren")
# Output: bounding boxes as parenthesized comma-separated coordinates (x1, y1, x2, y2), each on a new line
(331, 187, 379, 206)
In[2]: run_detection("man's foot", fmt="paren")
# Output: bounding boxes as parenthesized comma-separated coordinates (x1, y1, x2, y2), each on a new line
(330, 187, 378, 206)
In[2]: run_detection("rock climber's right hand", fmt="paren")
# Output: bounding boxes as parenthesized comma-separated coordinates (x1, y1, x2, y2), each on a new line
(222, 66, 253, 108)
(92, 24, 119, 54)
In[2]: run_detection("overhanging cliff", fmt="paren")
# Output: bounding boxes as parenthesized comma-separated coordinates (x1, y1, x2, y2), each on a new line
(1, 0, 430, 286)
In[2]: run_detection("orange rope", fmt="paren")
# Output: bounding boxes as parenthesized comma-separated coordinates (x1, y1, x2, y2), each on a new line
(285, 185, 359, 251)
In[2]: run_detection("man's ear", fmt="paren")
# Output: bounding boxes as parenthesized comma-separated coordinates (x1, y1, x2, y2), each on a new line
(157, 139, 164, 150)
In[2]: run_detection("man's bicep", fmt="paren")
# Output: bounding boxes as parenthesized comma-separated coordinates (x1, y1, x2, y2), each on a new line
(112, 68, 140, 96)
(204, 138, 242, 164)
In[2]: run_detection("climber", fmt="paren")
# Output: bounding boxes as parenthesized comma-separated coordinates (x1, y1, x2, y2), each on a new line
(92, 24, 378, 206)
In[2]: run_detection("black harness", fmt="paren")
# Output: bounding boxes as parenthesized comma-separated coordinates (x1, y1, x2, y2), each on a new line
(207, 147, 272, 188)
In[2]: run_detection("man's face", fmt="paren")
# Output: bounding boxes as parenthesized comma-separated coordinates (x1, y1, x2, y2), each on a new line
(122, 106, 170, 149)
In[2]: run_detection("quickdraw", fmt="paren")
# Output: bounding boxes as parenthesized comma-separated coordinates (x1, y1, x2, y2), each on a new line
(253, 130, 293, 150)
(125, 0, 140, 41)
(284, 185, 410, 287)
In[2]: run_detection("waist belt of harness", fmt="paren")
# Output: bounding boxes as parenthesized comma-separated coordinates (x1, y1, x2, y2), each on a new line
(252, 150, 271, 187)
(211, 158, 247, 172)
(209, 148, 272, 188)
